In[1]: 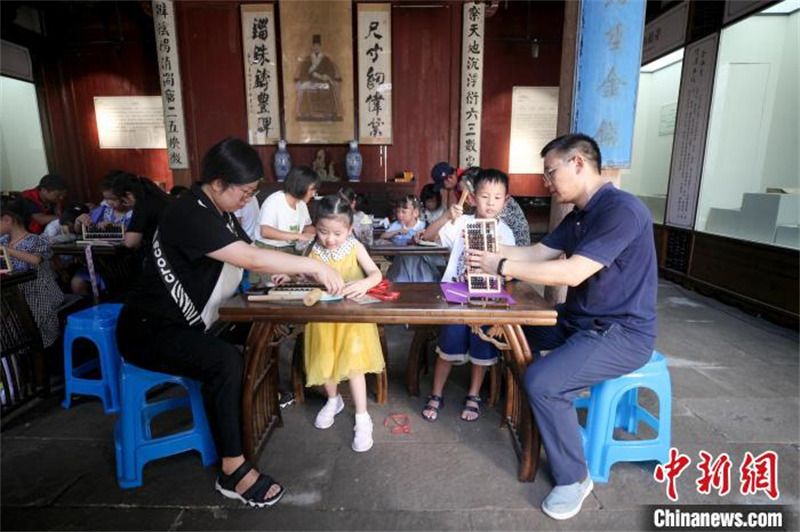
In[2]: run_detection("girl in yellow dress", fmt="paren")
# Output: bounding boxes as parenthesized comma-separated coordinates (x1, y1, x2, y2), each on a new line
(300, 194, 384, 452)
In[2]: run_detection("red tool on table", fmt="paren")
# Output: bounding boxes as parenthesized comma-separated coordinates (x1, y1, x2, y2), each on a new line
(366, 279, 400, 301)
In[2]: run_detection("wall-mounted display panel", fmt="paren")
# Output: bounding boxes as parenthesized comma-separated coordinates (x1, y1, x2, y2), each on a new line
(696, 1, 799, 249)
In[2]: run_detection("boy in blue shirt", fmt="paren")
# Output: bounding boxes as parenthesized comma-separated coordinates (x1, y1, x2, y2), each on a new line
(468, 134, 657, 520)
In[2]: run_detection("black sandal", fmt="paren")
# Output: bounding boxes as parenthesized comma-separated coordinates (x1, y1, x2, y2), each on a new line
(461, 395, 482, 422)
(215, 461, 285, 508)
(421, 394, 445, 422)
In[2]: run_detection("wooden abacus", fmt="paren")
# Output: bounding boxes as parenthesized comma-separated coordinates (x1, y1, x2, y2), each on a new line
(0, 245, 12, 274)
(464, 218, 502, 294)
(80, 224, 125, 243)
(247, 282, 328, 306)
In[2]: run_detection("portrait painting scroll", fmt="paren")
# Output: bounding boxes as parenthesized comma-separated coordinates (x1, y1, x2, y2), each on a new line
(279, 0, 355, 144)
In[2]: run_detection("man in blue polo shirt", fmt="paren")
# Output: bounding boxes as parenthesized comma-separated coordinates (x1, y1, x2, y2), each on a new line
(468, 133, 657, 520)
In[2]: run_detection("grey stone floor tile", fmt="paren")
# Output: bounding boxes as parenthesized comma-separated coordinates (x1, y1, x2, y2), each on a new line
(668, 367, 739, 399)
(4, 399, 114, 440)
(324, 441, 581, 512)
(176, 508, 473, 531)
(469, 507, 647, 531)
(52, 443, 223, 508)
(1, 507, 182, 531)
(681, 397, 800, 443)
(670, 411, 729, 444)
(695, 365, 800, 398)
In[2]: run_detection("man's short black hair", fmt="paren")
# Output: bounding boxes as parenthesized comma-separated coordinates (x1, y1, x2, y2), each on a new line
(38, 174, 68, 191)
(540, 133, 602, 173)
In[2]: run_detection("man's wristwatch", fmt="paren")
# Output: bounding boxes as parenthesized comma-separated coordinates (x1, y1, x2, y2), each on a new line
(496, 258, 508, 276)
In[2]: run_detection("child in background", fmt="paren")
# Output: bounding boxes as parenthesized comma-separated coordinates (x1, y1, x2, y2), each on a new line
(420, 184, 445, 228)
(420, 169, 515, 422)
(19, 174, 68, 234)
(275, 194, 384, 452)
(338, 185, 368, 227)
(42, 202, 89, 244)
(0, 198, 65, 351)
(379, 195, 424, 245)
(74, 171, 134, 233)
(234, 196, 261, 242)
(257, 165, 318, 254)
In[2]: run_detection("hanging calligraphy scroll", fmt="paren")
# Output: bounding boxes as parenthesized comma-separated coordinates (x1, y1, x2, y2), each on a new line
(152, 0, 188, 169)
(241, 5, 281, 145)
(665, 33, 719, 228)
(459, 2, 485, 169)
(279, 0, 355, 144)
(357, 4, 393, 145)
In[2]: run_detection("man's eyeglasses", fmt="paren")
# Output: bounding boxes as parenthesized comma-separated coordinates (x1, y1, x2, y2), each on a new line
(542, 156, 575, 185)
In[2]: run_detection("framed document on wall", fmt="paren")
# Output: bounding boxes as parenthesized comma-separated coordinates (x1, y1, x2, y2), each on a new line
(279, 0, 355, 144)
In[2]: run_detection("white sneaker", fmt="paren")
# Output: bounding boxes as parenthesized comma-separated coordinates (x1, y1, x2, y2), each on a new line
(541, 476, 593, 520)
(352, 413, 374, 452)
(314, 395, 344, 429)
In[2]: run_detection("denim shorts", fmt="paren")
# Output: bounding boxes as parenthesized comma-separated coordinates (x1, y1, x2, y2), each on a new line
(435, 324, 499, 366)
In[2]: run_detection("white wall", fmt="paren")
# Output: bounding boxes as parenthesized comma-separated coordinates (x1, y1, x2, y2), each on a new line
(762, 12, 799, 190)
(621, 51, 682, 221)
(696, 12, 799, 229)
(0, 76, 48, 191)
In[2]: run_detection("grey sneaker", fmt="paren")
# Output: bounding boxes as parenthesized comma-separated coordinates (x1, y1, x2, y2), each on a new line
(541, 476, 593, 520)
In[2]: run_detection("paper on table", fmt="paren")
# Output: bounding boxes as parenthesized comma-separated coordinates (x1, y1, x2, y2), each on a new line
(440, 282, 516, 305)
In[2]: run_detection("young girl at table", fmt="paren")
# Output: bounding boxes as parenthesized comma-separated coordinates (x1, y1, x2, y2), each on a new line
(420, 184, 445, 228)
(420, 169, 515, 423)
(0, 198, 65, 352)
(277, 194, 384, 452)
(383, 195, 442, 282)
(378, 195, 424, 245)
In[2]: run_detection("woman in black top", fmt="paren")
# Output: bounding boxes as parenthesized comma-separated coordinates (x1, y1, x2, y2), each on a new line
(116, 138, 344, 508)
(110, 172, 170, 251)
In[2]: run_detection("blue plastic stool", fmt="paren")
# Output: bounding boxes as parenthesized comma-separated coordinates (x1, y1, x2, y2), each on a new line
(62, 303, 124, 414)
(114, 360, 218, 489)
(574, 351, 672, 483)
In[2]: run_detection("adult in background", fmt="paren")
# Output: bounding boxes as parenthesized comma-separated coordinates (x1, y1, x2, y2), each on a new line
(116, 137, 345, 508)
(468, 134, 657, 520)
(110, 172, 170, 252)
(20, 174, 68, 234)
(255, 165, 319, 254)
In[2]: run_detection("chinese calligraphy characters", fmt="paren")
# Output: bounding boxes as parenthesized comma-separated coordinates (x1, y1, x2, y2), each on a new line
(459, 2, 485, 168)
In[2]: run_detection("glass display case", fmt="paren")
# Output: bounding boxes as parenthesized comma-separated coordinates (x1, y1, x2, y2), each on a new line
(696, 1, 799, 249)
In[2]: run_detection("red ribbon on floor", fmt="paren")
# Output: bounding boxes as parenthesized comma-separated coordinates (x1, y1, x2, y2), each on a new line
(383, 413, 411, 435)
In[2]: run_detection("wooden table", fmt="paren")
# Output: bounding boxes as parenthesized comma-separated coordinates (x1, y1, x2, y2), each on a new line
(1, 270, 44, 414)
(51, 243, 140, 298)
(218, 282, 557, 482)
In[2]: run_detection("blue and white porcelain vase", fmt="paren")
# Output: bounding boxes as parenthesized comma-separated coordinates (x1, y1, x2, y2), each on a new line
(345, 140, 363, 182)
(273, 140, 291, 182)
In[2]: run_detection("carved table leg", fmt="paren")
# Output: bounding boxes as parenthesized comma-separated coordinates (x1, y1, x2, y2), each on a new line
(406, 324, 437, 396)
(242, 321, 283, 463)
(291, 332, 305, 404)
(501, 324, 541, 483)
